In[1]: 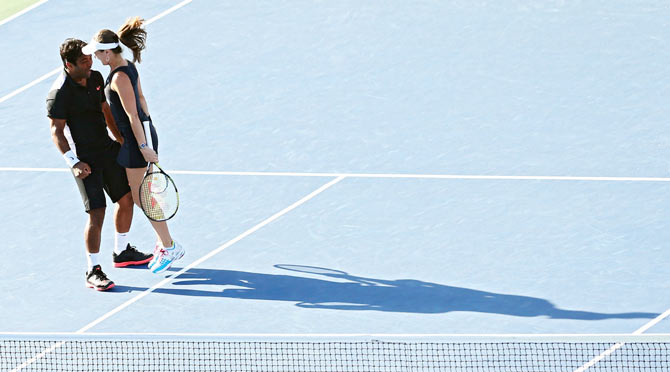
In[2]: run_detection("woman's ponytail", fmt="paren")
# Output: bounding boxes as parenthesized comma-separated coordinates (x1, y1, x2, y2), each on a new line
(118, 16, 147, 63)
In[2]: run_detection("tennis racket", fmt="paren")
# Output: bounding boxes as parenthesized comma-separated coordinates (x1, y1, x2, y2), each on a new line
(139, 121, 179, 222)
(274, 265, 350, 276)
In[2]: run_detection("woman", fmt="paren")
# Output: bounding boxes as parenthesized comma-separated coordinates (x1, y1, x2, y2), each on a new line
(82, 17, 184, 274)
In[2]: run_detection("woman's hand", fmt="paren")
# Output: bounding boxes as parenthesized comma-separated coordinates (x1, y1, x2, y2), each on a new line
(140, 147, 159, 163)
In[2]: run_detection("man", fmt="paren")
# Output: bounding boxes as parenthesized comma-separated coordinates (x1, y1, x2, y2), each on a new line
(47, 38, 153, 291)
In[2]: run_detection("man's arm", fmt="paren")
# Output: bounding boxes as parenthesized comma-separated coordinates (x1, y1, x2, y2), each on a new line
(50, 117, 91, 179)
(102, 101, 124, 144)
(136, 75, 150, 118)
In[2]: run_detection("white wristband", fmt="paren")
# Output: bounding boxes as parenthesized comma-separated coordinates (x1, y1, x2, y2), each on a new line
(63, 150, 80, 168)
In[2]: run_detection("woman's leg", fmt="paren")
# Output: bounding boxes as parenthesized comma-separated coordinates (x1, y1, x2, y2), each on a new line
(125, 167, 173, 248)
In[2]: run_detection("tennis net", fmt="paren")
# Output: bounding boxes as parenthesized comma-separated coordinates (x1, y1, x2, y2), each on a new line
(1, 333, 668, 371)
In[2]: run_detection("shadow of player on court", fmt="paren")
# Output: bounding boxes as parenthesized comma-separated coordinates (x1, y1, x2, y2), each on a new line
(114, 264, 659, 320)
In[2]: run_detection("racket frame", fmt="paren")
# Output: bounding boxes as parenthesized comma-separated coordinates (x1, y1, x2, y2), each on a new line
(138, 121, 179, 222)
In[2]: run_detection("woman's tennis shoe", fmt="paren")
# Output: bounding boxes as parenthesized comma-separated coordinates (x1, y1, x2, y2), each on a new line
(150, 241, 185, 274)
(147, 241, 162, 270)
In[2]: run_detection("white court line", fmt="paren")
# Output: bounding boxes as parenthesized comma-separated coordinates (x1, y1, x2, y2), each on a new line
(146, 0, 192, 25)
(0, 0, 48, 27)
(2, 166, 670, 182)
(171, 171, 670, 182)
(0, 0, 192, 105)
(0, 67, 60, 104)
(633, 308, 670, 334)
(9, 341, 65, 372)
(3, 332, 670, 341)
(572, 308, 670, 372)
(0, 167, 67, 172)
(77, 176, 345, 333)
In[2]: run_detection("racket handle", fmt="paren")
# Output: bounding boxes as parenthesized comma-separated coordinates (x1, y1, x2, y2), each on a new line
(142, 120, 154, 150)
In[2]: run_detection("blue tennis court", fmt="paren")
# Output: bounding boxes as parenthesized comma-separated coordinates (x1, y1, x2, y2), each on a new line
(1, 0, 669, 370)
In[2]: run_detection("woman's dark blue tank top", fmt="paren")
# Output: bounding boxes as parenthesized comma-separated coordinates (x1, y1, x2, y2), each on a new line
(105, 61, 150, 139)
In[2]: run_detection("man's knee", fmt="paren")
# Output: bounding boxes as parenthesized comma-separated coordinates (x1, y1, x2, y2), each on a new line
(87, 207, 106, 229)
(118, 191, 134, 209)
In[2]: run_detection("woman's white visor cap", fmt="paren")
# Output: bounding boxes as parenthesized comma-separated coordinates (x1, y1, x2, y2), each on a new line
(82, 40, 119, 55)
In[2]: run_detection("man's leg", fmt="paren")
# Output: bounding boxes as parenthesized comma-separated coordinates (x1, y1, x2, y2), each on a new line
(85, 207, 105, 257)
(113, 191, 133, 255)
(111, 192, 153, 267)
(84, 207, 115, 291)
(103, 141, 153, 267)
(72, 160, 114, 291)
(114, 191, 133, 234)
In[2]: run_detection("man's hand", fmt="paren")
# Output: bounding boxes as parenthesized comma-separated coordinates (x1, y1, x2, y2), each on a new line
(72, 161, 92, 179)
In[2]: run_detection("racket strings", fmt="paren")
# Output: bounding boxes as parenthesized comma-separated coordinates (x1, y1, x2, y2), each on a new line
(148, 174, 168, 194)
(140, 172, 179, 221)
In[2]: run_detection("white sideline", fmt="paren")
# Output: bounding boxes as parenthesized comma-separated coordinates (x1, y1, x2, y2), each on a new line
(0, 0, 48, 27)
(1, 167, 670, 182)
(573, 308, 670, 372)
(0, 0, 192, 105)
(76, 176, 344, 333)
(3, 332, 670, 342)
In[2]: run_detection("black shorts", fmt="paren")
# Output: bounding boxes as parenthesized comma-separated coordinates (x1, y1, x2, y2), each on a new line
(117, 121, 158, 169)
(73, 142, 131, 212)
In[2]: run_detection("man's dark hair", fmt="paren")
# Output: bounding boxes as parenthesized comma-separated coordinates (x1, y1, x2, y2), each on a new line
(59, 38, 87, 67)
